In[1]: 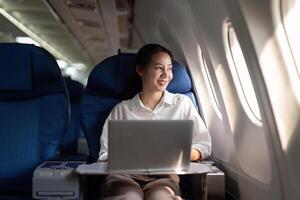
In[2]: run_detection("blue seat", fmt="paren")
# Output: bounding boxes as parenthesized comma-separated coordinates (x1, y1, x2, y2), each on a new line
(81, 52, 196, 163)
(61, 77, 84, 155)
(0, 43, 69, 198)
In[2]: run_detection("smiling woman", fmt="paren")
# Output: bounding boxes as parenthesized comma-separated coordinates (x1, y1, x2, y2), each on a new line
(135, 45, 174, 110)
(97, 43, 211, 200)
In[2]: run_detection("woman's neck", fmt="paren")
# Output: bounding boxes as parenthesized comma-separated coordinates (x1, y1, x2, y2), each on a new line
(139, 90, 164, 111)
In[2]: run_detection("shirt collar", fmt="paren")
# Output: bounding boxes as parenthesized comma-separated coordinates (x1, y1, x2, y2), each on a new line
(129, 90, 175, 112)
(162, 90, 175, 105)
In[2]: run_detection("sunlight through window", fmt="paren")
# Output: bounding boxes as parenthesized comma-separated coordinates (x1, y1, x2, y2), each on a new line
(226, 22, 262, 124)
(281, 0, 300, 78)
(197, 46, 222, 118)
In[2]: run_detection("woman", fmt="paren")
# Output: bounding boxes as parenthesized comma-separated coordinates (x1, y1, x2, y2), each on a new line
(98, 44, 211, 200)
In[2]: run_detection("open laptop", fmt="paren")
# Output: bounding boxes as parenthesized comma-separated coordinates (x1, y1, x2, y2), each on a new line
(107, 120, 193, 174)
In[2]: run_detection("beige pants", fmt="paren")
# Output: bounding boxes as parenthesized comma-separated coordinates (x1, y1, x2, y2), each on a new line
(99, 174, 182, 200)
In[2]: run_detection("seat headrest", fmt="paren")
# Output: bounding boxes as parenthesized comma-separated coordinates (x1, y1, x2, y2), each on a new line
(0, 43, 33, 90)
(167, 61, 192, 93)
(0, 43, 65, 100)
(85, 52, 192, 97)
(86, 53, 136, 97)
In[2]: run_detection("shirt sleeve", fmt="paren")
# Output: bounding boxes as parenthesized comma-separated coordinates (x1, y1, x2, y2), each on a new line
(183, 96, 212, 159)
(98, 105, 120, 162)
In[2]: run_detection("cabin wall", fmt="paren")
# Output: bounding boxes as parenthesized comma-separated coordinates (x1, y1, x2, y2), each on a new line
(237, 0, 300, 199)
(132, 0, 298, 200)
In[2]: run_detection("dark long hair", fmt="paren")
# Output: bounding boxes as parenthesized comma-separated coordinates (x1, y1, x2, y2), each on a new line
(122, 44, 174, 99)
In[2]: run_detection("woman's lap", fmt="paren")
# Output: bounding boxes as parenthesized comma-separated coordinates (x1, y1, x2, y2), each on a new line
(99, 174, 181, 200)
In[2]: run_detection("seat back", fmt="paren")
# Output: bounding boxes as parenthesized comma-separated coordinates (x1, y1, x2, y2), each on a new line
(81, 52, 196, 162)
(0, 43, 69, 194)
(61, 77, 84, 155)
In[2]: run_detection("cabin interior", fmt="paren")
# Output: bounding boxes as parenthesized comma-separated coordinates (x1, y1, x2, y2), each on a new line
(0, 0, 300, 200)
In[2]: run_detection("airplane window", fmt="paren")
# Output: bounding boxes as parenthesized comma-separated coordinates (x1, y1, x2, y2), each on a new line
(226, 22, 262, 123)
(197, 46, 221, 113)
(281, 0, 300, 78)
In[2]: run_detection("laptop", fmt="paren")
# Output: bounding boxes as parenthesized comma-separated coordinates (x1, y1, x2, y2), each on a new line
(107, 120, 193, 174)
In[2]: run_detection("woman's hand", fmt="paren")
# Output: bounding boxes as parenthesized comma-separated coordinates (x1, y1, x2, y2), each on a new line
(190, 148, 202, 161)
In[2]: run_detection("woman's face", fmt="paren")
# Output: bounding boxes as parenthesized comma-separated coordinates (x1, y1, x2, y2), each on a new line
(137, 51, 173, 92)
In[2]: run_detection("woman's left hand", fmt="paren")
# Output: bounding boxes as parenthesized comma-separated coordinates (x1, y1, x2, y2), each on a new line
(190, 148, 202, 161)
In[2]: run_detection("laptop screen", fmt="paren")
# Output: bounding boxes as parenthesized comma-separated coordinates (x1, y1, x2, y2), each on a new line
(107, 120, 193, 173)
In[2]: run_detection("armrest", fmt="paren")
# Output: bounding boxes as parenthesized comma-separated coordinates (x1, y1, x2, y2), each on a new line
(32, 161, 86, 200)
(190, 161, 225, 200)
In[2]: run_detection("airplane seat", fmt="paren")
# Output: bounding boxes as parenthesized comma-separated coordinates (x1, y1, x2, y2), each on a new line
(81, 53, 136, 163)
(81, 51, 198, 199)
(0, 43, 69, 199)
(61, 76, 85, 155)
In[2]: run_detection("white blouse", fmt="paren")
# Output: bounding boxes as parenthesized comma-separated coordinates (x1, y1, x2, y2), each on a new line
(98, 90, 211, 161)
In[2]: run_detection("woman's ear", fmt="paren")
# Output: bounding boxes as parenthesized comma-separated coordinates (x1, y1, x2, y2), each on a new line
(135, 65, 144, 77)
